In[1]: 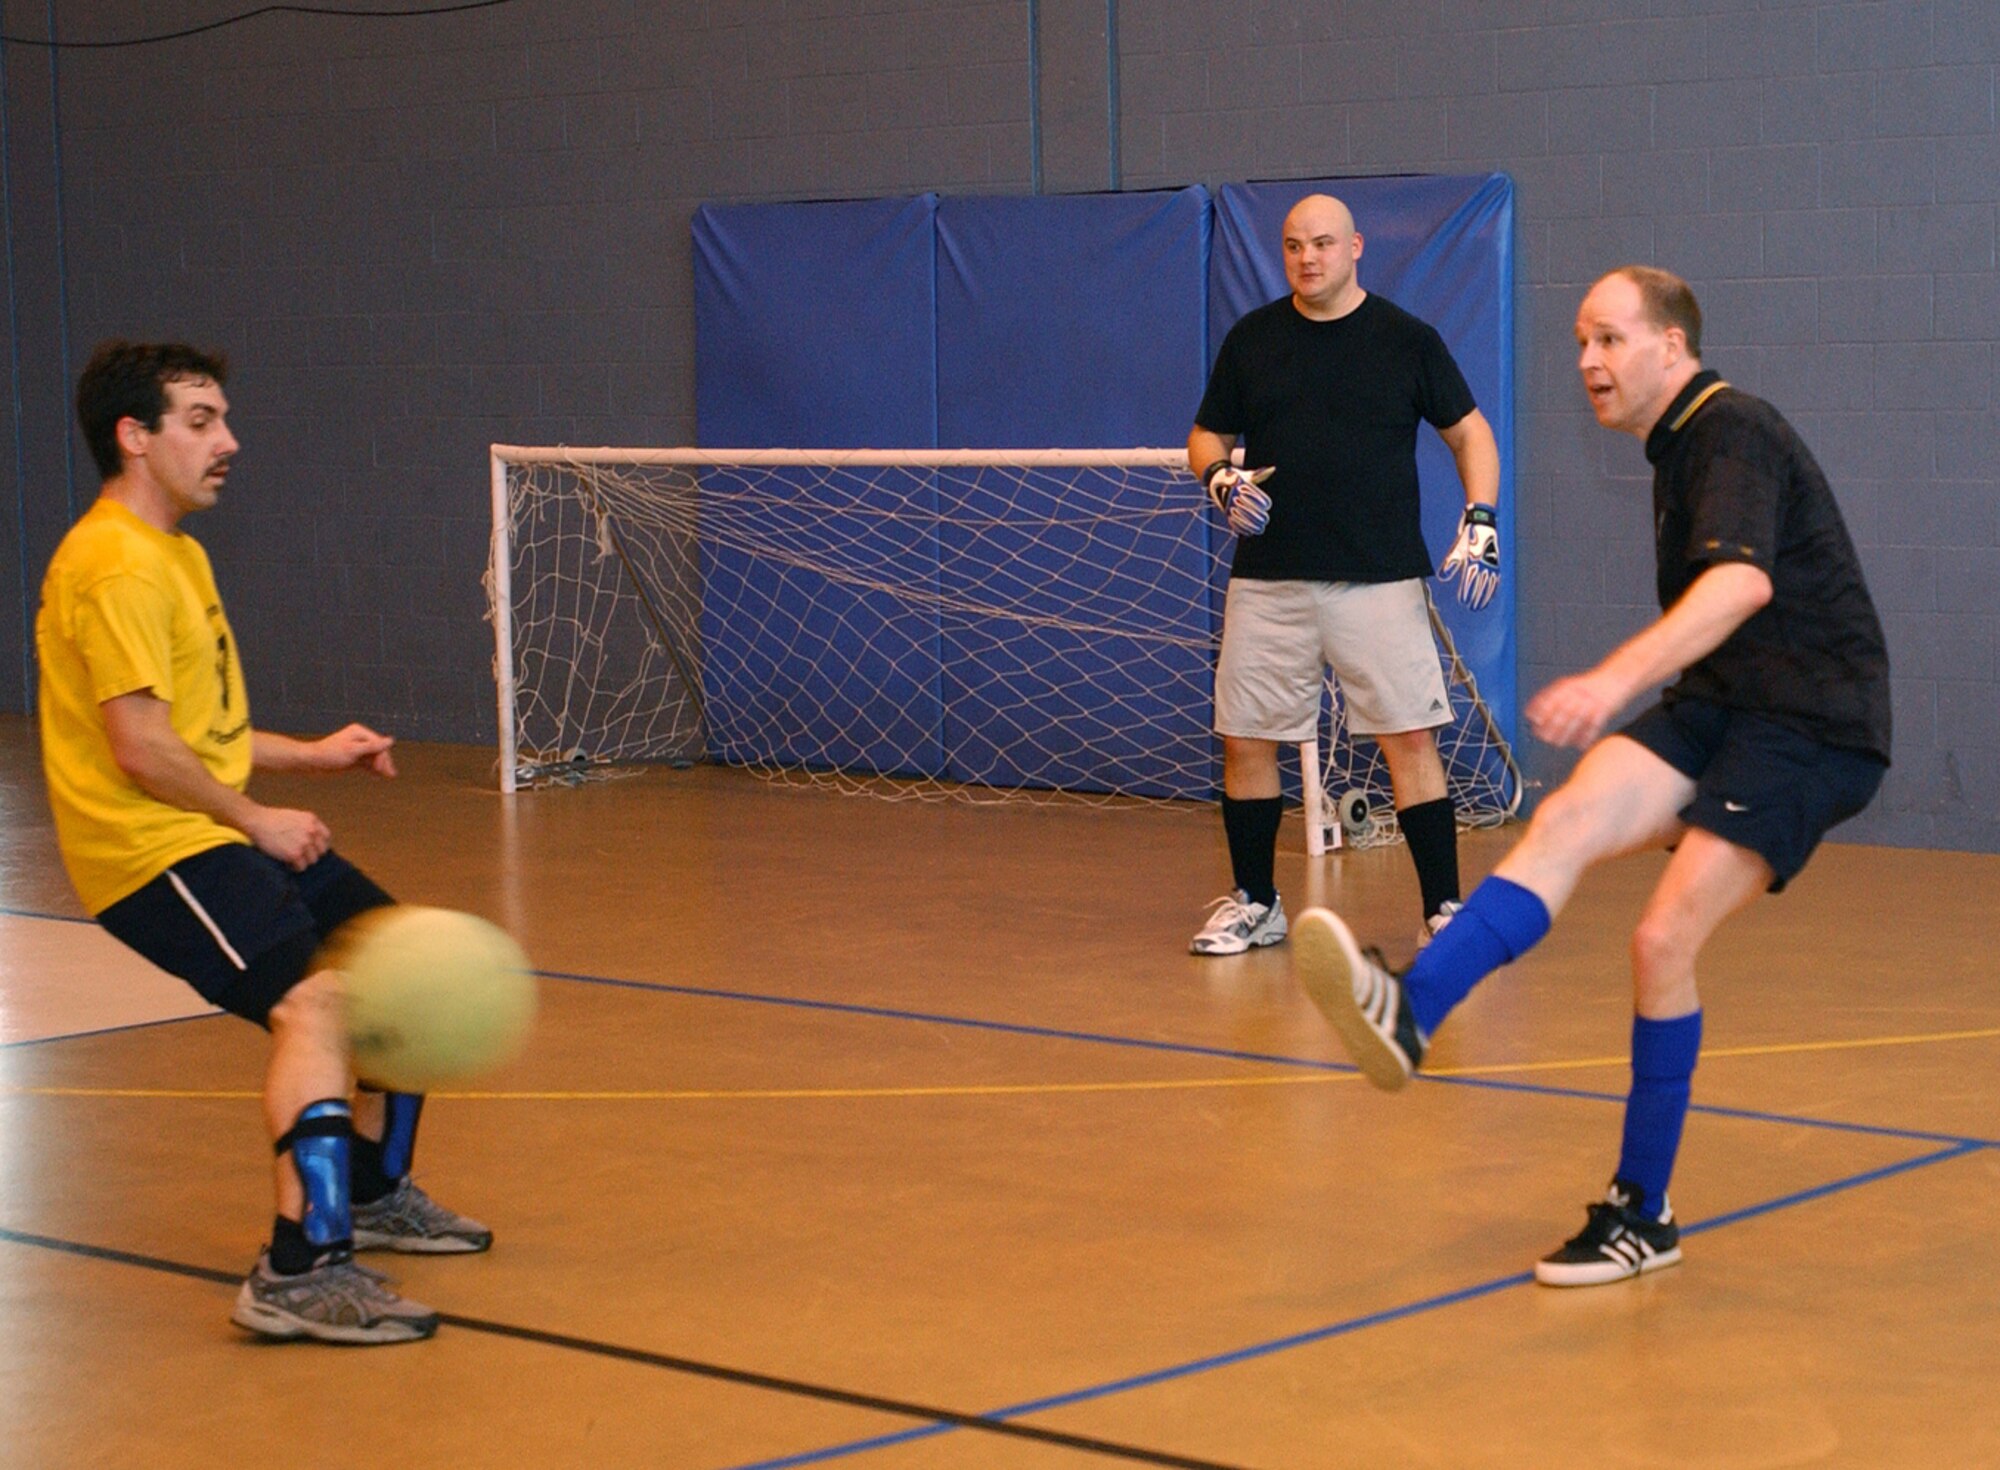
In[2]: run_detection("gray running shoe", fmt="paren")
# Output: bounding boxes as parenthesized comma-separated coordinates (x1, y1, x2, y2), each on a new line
(1293, 906, 1426, 1090)
(1189, 890, 1288, 955)
(353, 1178, 493, 1254)
(232, 1249, 439, 1344)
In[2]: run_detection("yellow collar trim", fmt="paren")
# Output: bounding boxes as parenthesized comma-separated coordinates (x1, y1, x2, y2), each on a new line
(1669, 379, 1730, 432)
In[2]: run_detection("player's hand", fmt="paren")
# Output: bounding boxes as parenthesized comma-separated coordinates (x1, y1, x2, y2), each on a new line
(1203, 463, 1273, 537)
(315, 723, 397, 778)
(245, 806, 333, 872)
(1525, 670, 1626, 750)
(1439, 503, 1501, 609)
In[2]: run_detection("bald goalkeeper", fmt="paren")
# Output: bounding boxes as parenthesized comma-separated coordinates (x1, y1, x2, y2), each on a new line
(1188, 193, 1502, 956)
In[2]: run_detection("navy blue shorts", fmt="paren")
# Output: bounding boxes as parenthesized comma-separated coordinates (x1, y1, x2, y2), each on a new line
(1618, 698, 1887, 893)
(96, 844, 394, 1025)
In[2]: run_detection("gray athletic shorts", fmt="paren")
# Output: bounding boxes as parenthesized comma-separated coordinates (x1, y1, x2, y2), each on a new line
(1214, 577, 1451, 741)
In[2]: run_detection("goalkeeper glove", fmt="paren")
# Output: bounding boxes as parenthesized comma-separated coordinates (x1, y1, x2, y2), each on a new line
(1438, 503, 1501, 610)
(1201, 462, 1273, 538)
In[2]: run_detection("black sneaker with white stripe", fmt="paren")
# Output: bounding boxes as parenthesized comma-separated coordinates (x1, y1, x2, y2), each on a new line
(1534, 1179, 1682, 1287)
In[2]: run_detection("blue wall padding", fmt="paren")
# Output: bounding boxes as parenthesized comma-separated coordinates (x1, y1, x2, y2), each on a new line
(934, 189, 1210, 448)
(690, 178, 1516, 794)
(1212, 175, 1518, 761)
(692, 196, 944, 774)
(933, 190, 1215, 794)
(693, 194, 940, 449)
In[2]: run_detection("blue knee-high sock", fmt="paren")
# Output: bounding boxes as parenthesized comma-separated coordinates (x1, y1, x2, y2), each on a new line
(1616, 1011, 1703, 1219)
(1404, 875, 1552, 1036)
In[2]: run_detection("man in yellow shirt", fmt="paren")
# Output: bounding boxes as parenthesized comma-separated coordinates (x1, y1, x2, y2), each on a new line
(38, 341, 489, 1344)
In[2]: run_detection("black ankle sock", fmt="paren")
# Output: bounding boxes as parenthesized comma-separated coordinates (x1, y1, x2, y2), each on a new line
(349, 1133, 398, 1206)
(270, 1215, 343, 1274)
(1396, 797, 1460, 918)
(1221, 795, 1283, 906)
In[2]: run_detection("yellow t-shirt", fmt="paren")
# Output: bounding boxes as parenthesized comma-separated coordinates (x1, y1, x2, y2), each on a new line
(36, 498, 253, 913)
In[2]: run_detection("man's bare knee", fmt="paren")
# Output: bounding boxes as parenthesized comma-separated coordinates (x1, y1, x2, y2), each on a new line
(268, 968, 343, 1038)
(1523, 781, 1601, 853)
(1223, 737, 1282, 798)
(1630, 913, 1695, 988)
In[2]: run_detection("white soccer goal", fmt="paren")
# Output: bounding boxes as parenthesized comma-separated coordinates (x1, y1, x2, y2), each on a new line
(487, 446, 1523, 842)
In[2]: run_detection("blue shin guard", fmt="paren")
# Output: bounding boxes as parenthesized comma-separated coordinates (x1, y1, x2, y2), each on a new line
(276, 1098, 354, 1250)
(379, 1091, 424, 1181)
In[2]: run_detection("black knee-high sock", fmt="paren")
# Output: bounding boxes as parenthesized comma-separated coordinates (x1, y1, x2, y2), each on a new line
(1221, 796, 1283, 906)
(1396, 796, 1460, 919)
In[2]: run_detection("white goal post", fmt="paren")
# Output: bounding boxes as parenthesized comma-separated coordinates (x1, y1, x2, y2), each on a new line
(487, 444, 1523, 841)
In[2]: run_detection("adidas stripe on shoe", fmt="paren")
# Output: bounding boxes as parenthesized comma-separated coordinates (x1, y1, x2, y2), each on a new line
(1534, 1181, 1683, 1287)
(1292, 907, 1425, 1090)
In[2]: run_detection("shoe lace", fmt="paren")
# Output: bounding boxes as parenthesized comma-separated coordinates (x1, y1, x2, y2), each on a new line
(1563, 1199, 1630, 1249)
(1202, 893, 1256, 927)
(294, 1254, 403, 1314)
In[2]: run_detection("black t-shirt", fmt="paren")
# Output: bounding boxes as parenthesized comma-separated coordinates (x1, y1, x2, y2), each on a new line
(1193, 293, 1478, 582)
(1648, 370, 1892, 762)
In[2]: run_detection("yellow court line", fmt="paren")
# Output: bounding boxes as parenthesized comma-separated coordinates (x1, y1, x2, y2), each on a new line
(1432, 1024, 2000, 1079)
(2, 1075, 1350, 1103)
(7, 1025, 1998, 1103)
(0, 1087, 262, 1099)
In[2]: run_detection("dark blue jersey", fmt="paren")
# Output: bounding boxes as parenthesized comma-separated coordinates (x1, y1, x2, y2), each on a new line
(1647, 370, 1892, 762)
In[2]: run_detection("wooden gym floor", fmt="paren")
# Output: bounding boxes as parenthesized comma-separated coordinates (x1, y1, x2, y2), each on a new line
(1, 713, 1995, 1468)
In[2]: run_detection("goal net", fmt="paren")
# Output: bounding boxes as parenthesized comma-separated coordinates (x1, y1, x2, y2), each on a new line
(487, 446, 1522, 838)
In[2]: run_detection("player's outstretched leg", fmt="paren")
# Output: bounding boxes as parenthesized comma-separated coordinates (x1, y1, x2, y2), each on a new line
(352, 1089, 493, 1254)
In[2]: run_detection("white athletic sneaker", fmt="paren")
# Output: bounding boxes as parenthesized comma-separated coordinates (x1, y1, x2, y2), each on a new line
(1417, 899, 1463, 950)
(1189, 890, 1287, 955)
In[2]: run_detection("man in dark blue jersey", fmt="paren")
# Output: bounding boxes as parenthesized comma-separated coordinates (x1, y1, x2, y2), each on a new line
(1294, 266, 1891, 1286)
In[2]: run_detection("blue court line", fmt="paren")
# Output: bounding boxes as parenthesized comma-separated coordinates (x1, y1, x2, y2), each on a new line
(0, 1010, 221, 1050)
(539, 968, 1356, 1074)
(544, 967, 2000, 1151)
(719, 1140, 1985, 1470)
(1426, 1072, 1999, 1150)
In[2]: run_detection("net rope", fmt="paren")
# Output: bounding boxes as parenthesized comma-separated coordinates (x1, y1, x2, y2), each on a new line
(489, 448, 1522, 837)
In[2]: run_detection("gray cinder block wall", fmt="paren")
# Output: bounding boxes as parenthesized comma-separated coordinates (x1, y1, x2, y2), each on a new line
(0, 1, 1992, 852)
